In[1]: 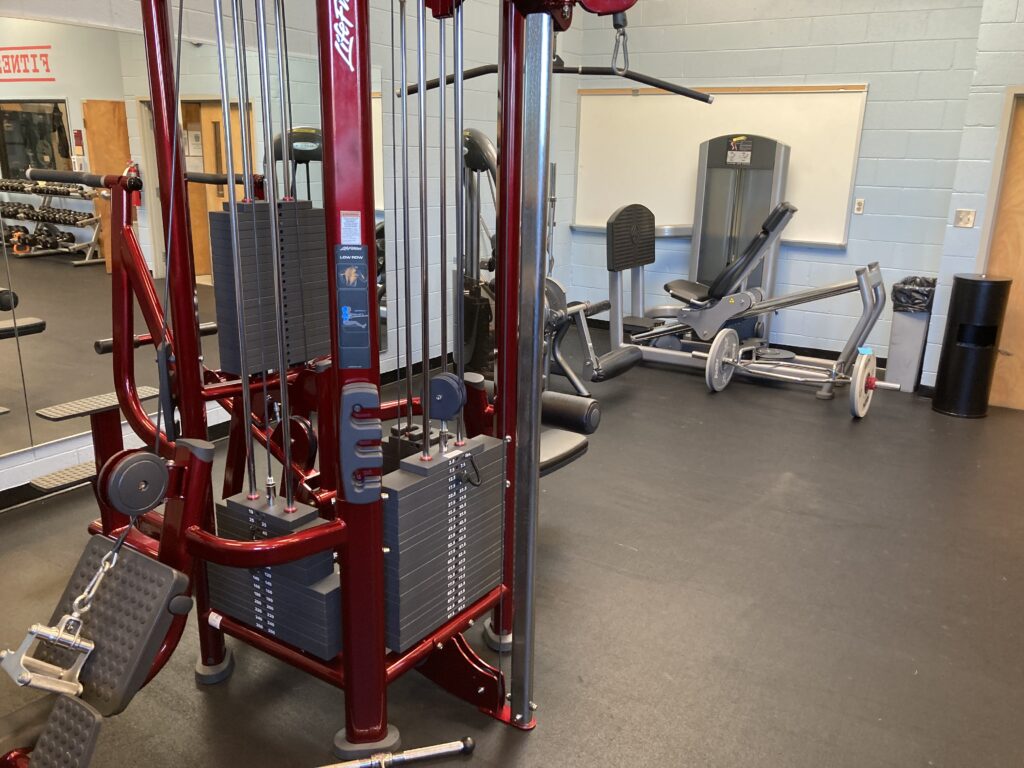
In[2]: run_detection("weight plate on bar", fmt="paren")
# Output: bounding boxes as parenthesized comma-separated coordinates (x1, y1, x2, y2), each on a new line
(849, 351, 876, 419)
(544, 277, 567, 316)
(754, 347, 796, 362)
(705, 328, 739, 393)
(429, 372, 466, 421)
(103, 451, 169, 518)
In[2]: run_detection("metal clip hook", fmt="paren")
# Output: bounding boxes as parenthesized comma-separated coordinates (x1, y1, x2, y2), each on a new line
(611, 12, 629, 75)
(612, 28, 629, 75)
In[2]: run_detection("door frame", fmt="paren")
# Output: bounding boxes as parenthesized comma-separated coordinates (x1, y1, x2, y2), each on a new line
(136, 94, 225, 280)
(978, 86, 1024, 271)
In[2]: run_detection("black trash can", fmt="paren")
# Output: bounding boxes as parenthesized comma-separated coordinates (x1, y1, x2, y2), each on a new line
(932, 274, 1012, 417)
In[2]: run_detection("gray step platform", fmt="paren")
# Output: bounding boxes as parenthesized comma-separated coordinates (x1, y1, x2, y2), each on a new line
(0, 316, 46, 340)
(30, 461, 96, 493)
(36, 386, 159, 422)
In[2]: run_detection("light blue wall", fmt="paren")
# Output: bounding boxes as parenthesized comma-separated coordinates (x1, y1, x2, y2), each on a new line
(561, 1, 989, 357)
(921, 0, 1024, 386)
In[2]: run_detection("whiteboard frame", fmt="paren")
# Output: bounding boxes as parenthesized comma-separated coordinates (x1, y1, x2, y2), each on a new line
(572, 84, 868, 249)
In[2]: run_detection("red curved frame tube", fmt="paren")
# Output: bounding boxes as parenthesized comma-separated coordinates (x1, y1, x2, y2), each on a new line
(184, 520, 347, 568)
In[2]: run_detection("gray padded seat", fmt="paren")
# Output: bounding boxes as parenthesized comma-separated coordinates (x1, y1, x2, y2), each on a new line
(664, 279, 711, 305)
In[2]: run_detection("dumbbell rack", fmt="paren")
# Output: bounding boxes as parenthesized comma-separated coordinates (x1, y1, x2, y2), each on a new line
(0, 183, 103, 266)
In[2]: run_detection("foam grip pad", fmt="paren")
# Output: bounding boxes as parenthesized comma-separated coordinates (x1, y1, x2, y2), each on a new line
(594, 346, 642, 381)
(541, 390, 601, 435)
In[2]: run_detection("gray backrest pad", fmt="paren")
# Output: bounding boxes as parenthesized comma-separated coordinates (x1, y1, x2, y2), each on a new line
(30, 696, 102, 768)
(35, 536, 189, 717)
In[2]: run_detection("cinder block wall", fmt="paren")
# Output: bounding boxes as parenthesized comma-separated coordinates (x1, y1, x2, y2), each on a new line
(562, 1, 988, 358)
(921, 0, 1024, 386)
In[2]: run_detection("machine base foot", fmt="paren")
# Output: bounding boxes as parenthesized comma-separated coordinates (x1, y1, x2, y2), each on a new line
(815, 390, 835, 400)
(482, 619, 513, 654)
(195, 649, 234, 685)
(333, 724, 401, 760)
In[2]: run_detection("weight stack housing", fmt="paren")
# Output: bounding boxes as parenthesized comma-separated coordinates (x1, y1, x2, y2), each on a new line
(207, 494, 342, 660)
(382, 435, 505, 653)
(210, 200, 331, 375)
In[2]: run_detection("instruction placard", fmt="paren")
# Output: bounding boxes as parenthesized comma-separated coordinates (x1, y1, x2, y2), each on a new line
(335, 244, 372, 369)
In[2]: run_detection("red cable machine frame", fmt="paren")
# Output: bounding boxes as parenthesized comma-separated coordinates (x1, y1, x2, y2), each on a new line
(16, 0, 640, 757)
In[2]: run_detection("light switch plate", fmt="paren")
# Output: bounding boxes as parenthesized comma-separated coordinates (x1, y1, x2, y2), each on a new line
(854, 198, 865, 214)
(955, 209, 976, 228)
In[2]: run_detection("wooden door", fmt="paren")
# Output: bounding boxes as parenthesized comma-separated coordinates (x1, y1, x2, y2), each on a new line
(182, 103, 211, 277)
(989, 96, 1024, 410)
(183, 101, 250, 278)
(82, 100, 130, 271)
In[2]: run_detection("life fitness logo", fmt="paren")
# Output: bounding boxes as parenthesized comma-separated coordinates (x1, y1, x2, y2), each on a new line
(0, 45, 54, 83)
(332, 0, 356, 73)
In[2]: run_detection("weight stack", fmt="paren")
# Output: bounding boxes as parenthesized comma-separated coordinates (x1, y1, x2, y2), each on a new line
(382, 435, 505, 653)
(207, 494, 342, 660)
(210, 200, 331, 375)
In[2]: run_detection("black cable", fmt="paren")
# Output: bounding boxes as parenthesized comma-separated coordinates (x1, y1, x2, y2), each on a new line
(459, 451, 482, 488)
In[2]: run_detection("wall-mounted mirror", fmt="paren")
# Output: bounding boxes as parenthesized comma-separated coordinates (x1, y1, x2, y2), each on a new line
(0, 234, 34, 458)
(0, 16, 391, 478)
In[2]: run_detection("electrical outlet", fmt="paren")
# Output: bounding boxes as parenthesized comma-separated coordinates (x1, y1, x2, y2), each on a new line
(955, 209, 976, 228)
(854, 198, 865, 215)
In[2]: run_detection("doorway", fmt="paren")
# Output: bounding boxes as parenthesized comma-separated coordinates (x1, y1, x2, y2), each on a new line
(81, 99, 131, 271)
(139, 100, 252, 281)
(986, 92, 1024, 410)
(182, 100, 253, 282)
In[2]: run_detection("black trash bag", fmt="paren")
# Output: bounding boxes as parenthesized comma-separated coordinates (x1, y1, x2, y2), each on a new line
(892, 276, 937, 313)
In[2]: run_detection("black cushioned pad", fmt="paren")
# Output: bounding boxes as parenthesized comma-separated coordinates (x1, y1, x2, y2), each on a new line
(664, 279, 710, 304)
(35, 536, 189, 717)
(606, 204, 656, 273)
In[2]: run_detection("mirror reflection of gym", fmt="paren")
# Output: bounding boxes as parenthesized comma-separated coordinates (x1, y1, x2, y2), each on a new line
(0, 18, 390, 467)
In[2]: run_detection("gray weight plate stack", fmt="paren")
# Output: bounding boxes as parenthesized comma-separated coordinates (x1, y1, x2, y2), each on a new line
(382, 435, 506, 652)
(207, 494, 342, 660)
(210, 200, 330, 375)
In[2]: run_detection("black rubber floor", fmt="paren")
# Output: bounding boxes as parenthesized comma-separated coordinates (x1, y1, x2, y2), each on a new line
(1, 354, 1023, 767)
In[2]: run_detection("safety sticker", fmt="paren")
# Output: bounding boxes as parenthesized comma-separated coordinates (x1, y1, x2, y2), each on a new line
(340, 211, 362, 246)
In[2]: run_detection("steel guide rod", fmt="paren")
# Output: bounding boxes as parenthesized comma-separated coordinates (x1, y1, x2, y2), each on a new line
(453, 1, 466, 445)
(510, 10, 555, 727)
(274, 0, 293, 200)
(415, 0, 431, 461)
(231, 0, 254, 202)
(232, 0, 275, 486)
(254, 0, 295, 510)
(438, 20, 449, 376)
(399, 1, 416, 435)
(437, 17, 449, 453)
(214, 0, 257, 499)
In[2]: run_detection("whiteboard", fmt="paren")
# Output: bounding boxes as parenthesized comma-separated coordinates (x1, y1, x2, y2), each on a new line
(574, 87, 868, 246)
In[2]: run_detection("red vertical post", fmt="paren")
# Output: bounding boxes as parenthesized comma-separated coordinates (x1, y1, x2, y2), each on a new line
(316, 0, 389, 749)
(139, 0, 208, 439)
(493, 1, 526, 639)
